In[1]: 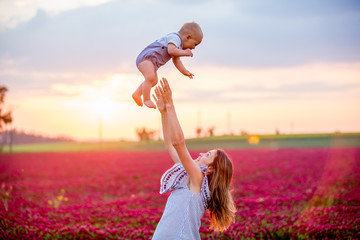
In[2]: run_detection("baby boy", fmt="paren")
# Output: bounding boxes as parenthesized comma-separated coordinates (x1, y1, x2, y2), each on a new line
(132, 22, 203, 109)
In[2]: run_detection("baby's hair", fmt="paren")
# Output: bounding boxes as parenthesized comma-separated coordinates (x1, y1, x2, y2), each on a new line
(179, 22, 203, 39)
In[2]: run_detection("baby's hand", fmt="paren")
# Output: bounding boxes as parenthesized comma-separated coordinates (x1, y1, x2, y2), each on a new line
(183, 70, 194, 79)
(184, 49, 193, 57)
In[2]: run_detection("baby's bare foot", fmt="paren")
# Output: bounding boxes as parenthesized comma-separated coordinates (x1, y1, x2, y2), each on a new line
(144, 100, 156, 109)
(132, 93, 143, 107)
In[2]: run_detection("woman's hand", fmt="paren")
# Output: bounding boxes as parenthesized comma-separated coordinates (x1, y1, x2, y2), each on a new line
(158, 78, 173, 107)
(153, 87, 166, 113)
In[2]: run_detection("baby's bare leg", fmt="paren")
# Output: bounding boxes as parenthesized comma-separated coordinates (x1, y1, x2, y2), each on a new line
(135, 60, 158, 109)
(132, 83, 144, 106)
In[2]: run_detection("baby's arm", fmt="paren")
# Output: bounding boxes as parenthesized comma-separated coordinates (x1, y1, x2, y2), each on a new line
(172, 57, 194, 79)
(167, 43, 193, 57)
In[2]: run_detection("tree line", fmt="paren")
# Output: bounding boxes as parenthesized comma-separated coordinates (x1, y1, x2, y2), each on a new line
(0, 86, 74, 149)
(135, 126, 218, 142)
(1, 129, 73, 145)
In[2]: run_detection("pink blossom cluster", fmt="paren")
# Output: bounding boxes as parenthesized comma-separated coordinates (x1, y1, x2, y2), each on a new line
(0, 147, 359, 239)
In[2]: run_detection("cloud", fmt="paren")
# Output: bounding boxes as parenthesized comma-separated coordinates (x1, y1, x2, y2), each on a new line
(50, 73, 137, 102)
(175, 81, 360, 103)
(3, 59, 360, 106)
(167, 62, 360, 103)
(1, 0, 360, 76)
(232, 82, 360, 93)
(0, 0, 114, 30)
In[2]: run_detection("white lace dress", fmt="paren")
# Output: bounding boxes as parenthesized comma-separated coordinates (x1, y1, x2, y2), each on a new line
(152, 163, 211, 240)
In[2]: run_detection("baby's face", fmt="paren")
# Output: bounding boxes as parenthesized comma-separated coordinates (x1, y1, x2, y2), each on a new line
(183, 33, 202, 50)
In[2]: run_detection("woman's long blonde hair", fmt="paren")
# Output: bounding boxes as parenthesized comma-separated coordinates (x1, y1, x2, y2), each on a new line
(207, 149, 236, 232)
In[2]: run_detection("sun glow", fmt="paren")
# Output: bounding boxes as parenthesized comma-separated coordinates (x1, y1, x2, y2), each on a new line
(51, 73, 139, 118)
(92, 95, 118, 117)
(8, 64, 360, 141)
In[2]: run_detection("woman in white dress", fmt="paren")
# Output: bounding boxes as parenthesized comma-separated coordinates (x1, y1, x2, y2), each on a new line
(151, 78, 236, 239)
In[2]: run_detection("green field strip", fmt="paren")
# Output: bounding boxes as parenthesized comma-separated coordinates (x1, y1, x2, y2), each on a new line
(1, 133, 359, 153)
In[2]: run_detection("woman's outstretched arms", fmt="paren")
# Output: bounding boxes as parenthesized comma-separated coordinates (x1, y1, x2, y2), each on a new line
(157, 78, 203, 190)
(153, 87, 180, 164)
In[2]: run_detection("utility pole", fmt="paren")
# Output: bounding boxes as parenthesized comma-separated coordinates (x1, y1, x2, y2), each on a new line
(9, 125, 14, 153)
(98, 116, 102, 147)
(197, 110, 201, 127)
(227, 112, 231, 135)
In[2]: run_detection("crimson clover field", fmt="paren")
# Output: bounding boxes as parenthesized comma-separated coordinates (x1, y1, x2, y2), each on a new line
(1, 147, 359, 239)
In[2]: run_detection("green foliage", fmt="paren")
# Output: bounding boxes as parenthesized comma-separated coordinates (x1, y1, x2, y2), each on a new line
(0, 86, 12, 130)
(1, 132, 360, 153)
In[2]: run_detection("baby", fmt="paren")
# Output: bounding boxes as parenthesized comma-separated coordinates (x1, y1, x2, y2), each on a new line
(132, 22, 203, 109)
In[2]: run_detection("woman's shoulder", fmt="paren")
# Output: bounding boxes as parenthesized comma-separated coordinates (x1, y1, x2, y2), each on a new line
(160, 163, 187, 194)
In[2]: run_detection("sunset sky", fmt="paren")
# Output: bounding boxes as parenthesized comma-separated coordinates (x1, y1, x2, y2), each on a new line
(1, 0, 360, 141)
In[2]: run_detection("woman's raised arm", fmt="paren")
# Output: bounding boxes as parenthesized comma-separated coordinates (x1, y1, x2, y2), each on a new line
(153, 87, 180, 163)
(157, 78, 203, 189)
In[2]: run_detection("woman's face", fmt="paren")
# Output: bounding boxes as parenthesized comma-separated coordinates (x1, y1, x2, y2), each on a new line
(194, 149, 217, 166)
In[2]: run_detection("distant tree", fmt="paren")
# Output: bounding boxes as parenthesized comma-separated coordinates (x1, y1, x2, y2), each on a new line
(0, 86, 12, 131)
(195, 126, 202, 138)
(275, 128, 280, 135)
(135, 127, 156, 142)
(240, 129, 248, 136)
(207, 126, 215, 137)
(0, 86, 13, 152)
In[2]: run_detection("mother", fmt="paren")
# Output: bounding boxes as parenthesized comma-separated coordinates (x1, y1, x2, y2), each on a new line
(151, 78, 236, 239)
